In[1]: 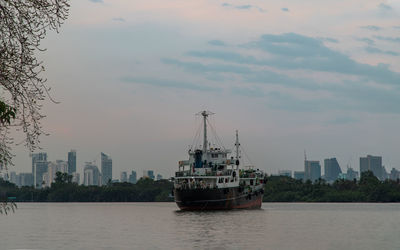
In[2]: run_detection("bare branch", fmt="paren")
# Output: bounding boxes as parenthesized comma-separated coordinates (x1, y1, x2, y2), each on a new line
(0, 0, 70, 165)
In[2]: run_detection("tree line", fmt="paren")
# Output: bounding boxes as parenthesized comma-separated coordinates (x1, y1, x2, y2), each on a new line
(263, 171, 400, 202)
(2, 171, 400, 203)
(0, 173, 173, 202)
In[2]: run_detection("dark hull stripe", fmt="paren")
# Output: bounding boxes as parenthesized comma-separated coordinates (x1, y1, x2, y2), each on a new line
(177, 196, 262, 211)
(174, 186, 264, 211)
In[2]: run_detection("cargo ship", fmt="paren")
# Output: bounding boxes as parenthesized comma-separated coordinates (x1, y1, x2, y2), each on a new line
(173, 111, 266, 210)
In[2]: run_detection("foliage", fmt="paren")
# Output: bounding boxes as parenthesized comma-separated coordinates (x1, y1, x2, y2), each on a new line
(3, 171, 400, 203)
(263, 171, 400, 202)
(0, 201, 17, 214)
(0, 176, 174, 202)
(0, 0, 70, 166)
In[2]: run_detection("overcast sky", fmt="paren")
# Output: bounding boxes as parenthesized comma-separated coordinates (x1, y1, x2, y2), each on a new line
(9, 0, 400, 178)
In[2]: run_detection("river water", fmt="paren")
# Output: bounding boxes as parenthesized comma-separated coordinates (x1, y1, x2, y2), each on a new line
(1, 202, 399, 250)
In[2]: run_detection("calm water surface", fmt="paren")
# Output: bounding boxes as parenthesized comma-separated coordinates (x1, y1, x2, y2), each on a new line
(1, 202, 399, 250)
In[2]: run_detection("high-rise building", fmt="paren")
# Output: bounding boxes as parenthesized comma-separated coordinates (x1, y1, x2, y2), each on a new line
(9, 171, 17, 185)
(19, 173, 33, 187)
(305, 160, 321, 182)
(346, 167, 359, 181)
(68, 150, 77, 174)
(84, 162, 101, 186)
(32, 152, 47, 188)
(128, 171, 137, 184)
(72, 172, 80, 184)
(32, 152, 47, 175)
(43, 161, 69, 187)
(143, 170, 155, 180)
(324, 158, 342, 182)
(101, 152, 112, 185)
(294, 171, 305, 180)
(278, 170, 292, 178)
(120, 171, 128, 183)
(360, 155, 384, 180)
(389, 168, 400, 181)
(34, 160, 48, 188)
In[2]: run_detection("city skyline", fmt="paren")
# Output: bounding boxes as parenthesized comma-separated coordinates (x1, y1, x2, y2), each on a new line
(7, 148, 400, 185)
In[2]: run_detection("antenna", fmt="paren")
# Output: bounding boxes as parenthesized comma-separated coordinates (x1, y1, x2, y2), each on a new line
(304, 149, 307, 162)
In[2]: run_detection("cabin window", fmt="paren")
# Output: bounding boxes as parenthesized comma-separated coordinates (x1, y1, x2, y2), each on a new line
(211, 154, 218, 158)
(225, 178, 228, 183)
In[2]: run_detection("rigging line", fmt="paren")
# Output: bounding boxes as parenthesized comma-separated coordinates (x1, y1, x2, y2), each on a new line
(206, 119, 226, 150)
(191, 119, 202, 150)
(240, 144, 254, 167)
(207, 116, 225, 149)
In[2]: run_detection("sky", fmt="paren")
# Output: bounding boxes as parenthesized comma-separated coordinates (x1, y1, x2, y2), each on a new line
(8, 0, 400, 179)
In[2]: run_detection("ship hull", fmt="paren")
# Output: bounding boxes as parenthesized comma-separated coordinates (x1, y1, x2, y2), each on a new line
(174, 187, 263, 211)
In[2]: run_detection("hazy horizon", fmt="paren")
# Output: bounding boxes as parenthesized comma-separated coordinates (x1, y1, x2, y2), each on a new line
(7, 0, 400, 179)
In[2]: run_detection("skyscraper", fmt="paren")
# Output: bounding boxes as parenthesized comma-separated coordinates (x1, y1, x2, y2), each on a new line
(360, 155, 383, 180)
(324, 158, 342, 182)
(68, 150, 77, 174)
(278, 170, 292, 177)
(72, 172, 80, 185)
(390, 168, 400, 181)
(305, 160, 321, 182)
(101, 152, 112, 185)
(143, 170, 155, 180)
(84, 162, 101, 186)
(31, 152, 47, 176)
(294, 171, 305, 180)
(32, 152, 48, 188)
(128, 171, 137, 184)
(43, 161, 69, 187)
(120, 171, 128, 183)
(19, 173, 33, 187)
(346, 167, 359, 181)
(9, 171, 17, 185)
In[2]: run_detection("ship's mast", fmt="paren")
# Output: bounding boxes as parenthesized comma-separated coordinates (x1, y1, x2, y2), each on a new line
(202, 111, 208, 153)
(235, 130, 240, 166)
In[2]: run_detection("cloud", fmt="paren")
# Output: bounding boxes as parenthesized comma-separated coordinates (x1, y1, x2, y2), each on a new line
(378, 3, 392, 11)
(121, 76, 221, 92)
(365, 46, 399, 56)
(356, 37, 375, 45)
(263, 83, 400, 114)
(162, 33, 400, 114)
(161, 58, 252, 74)
(112, 17, 126, 22)
(221, 3, 265, 12)
(360, 25, 382, 31)
(89, 0, 103, 3)
(240, 33, 400, 85)
(281, 8, 289, 12)
(236, 5, 252, 10)
(231, 86, 265, 97)
(186, 50, 259, 64)
(373, 35, 400, 43)
(208, 40, 226, 46)
(326, 116, 359, 125)
(318, 37, 339, 43)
